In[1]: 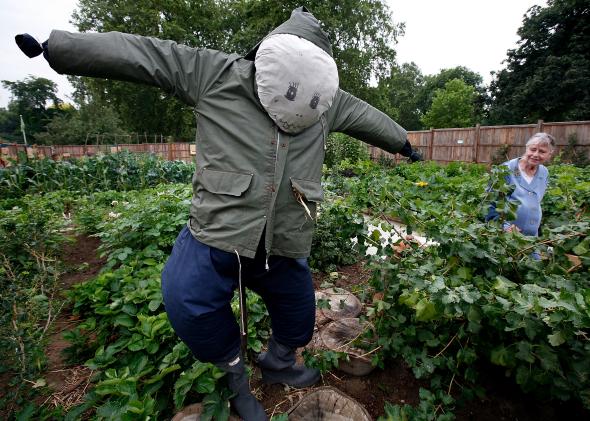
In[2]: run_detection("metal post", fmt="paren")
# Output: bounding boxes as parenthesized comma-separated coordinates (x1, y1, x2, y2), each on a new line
(19, 115, 27, 146)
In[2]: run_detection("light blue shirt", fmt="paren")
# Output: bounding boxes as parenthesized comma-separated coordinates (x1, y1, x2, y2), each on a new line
(503, 158, 549, 236)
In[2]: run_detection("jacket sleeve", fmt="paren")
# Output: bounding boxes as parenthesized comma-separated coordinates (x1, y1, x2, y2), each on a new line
(46, 30, 236, 106)
(325, 89, 407, 154)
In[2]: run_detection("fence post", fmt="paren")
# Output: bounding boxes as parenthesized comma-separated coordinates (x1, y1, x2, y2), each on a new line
(428, 129, 434, 161)
(168, 142, 174, 161)
(536, 119, 544, 133)
(473, 124, 481, 163)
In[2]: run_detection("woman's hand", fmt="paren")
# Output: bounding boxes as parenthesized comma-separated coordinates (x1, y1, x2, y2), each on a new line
(504, 224, 521, 233)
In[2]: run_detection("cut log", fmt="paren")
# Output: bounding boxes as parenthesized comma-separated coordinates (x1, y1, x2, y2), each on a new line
(319, 318, 376, 376)
(315, 288, 362, 326)
(171, 403, 239, 421)
(287, 386, 372, 421)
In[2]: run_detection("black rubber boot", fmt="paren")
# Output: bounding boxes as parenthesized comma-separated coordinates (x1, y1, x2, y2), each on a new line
(215, 355, 268, 421)
(257, 336, 320, 388)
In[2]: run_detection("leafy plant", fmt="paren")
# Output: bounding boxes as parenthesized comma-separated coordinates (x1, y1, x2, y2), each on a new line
(0, 151, 194, 199)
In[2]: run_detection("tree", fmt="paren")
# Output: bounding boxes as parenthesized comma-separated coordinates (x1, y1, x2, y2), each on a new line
(421, 79, 476, 129)
(35, 101, 125, 145)
(373, 62, 425, 130)
(1, 76, 62, 141)
(71, 0, 225, 139)
(488, 0, 590, 124)
(70, 0, 403, 135)
(223, 0, 403, 101)
(0, 107, 20, 142)
(417, 66, 486, 125)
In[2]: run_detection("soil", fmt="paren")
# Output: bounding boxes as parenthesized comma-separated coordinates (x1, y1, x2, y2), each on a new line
(33, 238, 590, 420)
(39, 234, 106, 410)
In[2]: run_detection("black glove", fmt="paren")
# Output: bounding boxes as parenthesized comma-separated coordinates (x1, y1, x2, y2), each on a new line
(399, 139, 423, 163)
(409, 149, 423, 162)
(15, 34, 43, 58)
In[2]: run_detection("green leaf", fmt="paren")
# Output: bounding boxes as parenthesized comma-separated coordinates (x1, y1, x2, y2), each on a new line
(148, 298, 162, 312)
(515, 341, 535, 363)
(415, 298, 437, 322)
(114, 313, 135, 328)
(457, 266, 472, 280)
(547, 331, 566, 347)
(493, 276, 517, 295)
(490, 346, 512, 367)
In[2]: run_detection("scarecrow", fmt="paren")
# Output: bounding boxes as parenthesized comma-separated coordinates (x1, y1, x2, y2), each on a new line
(17, 7, 421, 420)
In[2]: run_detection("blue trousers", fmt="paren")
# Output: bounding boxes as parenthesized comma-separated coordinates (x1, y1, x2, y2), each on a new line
(161, 226, 316, 363)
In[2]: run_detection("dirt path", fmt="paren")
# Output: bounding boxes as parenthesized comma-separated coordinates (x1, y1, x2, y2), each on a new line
(40, 234, 105, 411)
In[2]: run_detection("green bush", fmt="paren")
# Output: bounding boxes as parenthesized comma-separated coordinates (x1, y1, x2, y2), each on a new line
(0, 152, 195, 198)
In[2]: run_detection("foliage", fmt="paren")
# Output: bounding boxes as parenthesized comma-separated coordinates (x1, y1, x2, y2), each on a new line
(35, 100, 126, 145)
(224, 0, 403, 101)
(304, 160, 589, 416)
(344, 162, 590, 415)
(0, 193, 70, 416)
(62, 184, 272, 419)
(0, 106, 21, 142)
(310, 194, 364, 272)
(421, 79, 477, 129)
(71, 0, 225, 138)
(419, 67, 486, 126)
(324, 133, 370, 168)
(1, 76, 64, 141)
(487, 0, 590, 123)
(69, 0, 402, 135)
(378, 389, 455, 421)
(4, 158, 589, 419)
(374, 62, 425, 130)
(0, 152, 195, 198)
(558, 133, 590, 167)
(490, 144, 511, 165)
(543, 164, 590, 228)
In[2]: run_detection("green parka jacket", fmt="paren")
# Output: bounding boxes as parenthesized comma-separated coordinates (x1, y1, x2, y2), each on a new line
(46, 8, 407, 259)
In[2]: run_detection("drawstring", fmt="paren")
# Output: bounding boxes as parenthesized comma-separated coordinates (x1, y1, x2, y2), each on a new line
(265, 254, 270, 271)
(320, 115, 327, 151)
(234, 250, 248, 356)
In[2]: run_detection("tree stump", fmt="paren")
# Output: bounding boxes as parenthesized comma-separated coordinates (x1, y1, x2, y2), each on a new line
(287, 386, 372, 420)
(319, 318, 376, 376)
(171, 403, 240, 421)
(315, 287, 362, 326)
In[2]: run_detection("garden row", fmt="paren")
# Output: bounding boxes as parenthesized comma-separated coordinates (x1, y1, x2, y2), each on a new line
(1, 153, 589, 420)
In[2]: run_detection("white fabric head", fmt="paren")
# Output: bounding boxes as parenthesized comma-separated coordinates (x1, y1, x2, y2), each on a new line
(255, 34, 339, 134)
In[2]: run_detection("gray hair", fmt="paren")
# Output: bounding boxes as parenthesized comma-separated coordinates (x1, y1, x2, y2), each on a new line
(526, 132, 556, 151)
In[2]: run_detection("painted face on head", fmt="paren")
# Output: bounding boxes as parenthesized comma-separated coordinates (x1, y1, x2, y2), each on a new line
(255, 34, 339, 134)
(523, 142, 552, 166)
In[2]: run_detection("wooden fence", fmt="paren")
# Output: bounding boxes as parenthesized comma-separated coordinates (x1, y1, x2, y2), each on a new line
(370, 120, 590, 164)
(0, 142, 197, 164)
(2, 120, 589, 166)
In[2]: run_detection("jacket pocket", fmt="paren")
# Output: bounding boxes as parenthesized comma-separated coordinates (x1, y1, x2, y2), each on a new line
(198, 168, 253, 196)
(290, 178, 324, 203)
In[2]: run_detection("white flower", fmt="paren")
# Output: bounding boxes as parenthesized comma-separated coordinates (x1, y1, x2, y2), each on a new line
(350, 237, 358, 245)
(366, 246, 378, 256)
(111, 200, 119, 206)
(108, 212, 121, 219)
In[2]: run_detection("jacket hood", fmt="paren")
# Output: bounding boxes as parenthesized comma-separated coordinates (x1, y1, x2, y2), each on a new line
(244, 6, 333, 60)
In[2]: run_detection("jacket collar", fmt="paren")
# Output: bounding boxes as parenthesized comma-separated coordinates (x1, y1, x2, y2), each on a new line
(244, 6, 333, 60)
(508, 158, 545, 193)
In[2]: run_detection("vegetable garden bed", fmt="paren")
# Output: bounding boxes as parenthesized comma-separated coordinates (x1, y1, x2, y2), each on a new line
(1, 154, 589, 420)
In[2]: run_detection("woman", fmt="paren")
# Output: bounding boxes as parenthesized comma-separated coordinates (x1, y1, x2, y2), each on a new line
(487, 132, 555, 237)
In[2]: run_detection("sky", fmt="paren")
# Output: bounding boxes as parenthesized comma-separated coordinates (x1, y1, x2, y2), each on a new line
(0, 0, 547, 108)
